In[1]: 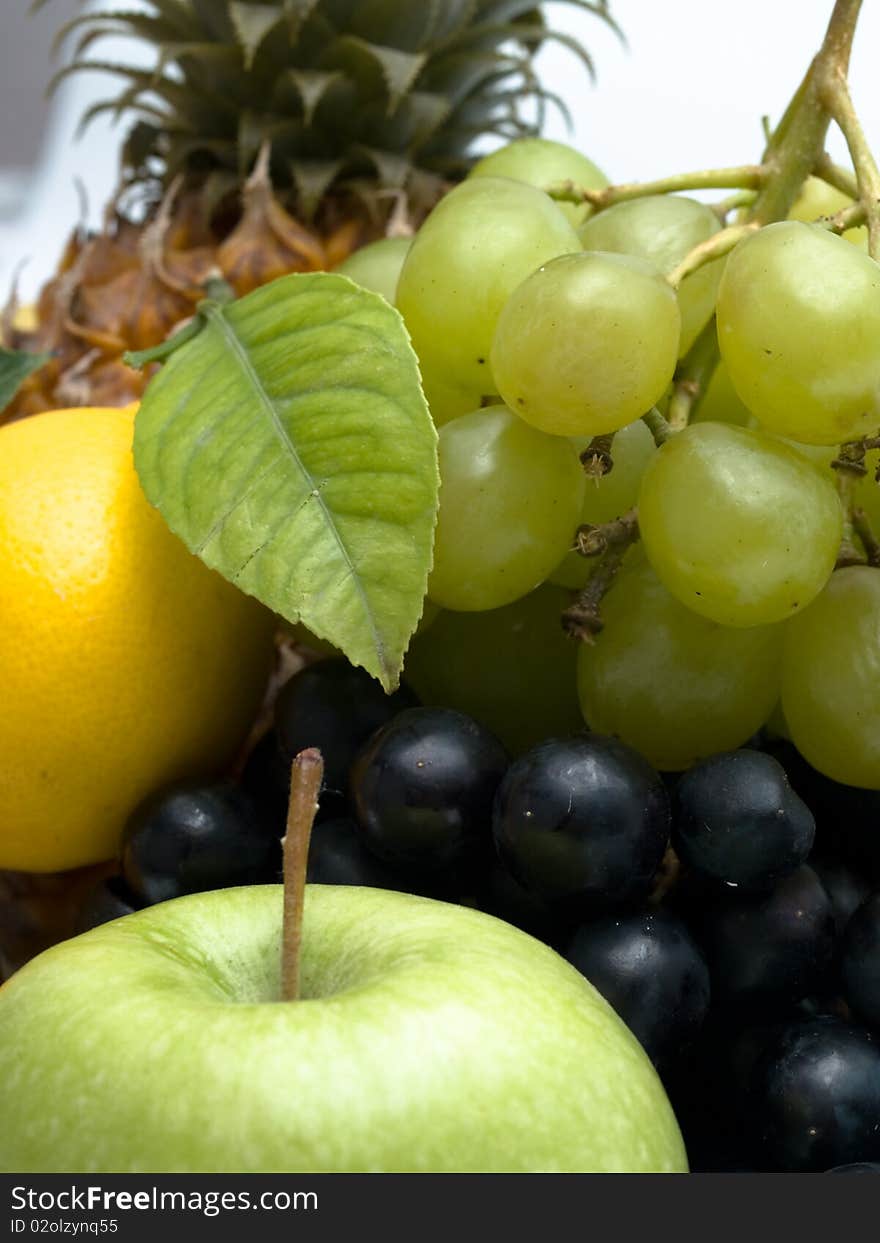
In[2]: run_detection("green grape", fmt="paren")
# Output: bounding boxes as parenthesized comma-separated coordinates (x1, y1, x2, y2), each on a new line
(428, 406, 585, 612)
(577, 563, 784, 772)
(469, 137, 609, 228)
(335, 236, 411, 303)
(743, 415, 837, 471)
(578, 194, 724, 356)
(743, 415, 836, 465)
(763, 700, 791, 742)
(550, 419, 656, 589)
(768, 433, 835, 471)
(416, 599, 441, 636)
(789, 175, 868, 248)
(782, 566, 880, 788)
(421, 367, 495, 429)
(405, 583, 583, 754)
(716, 221, 880, 445)
(693, 359, 752, 426)
(396, 177, 581, 396)
(491, 252, 680, 437)
(638, 422, 843, 627)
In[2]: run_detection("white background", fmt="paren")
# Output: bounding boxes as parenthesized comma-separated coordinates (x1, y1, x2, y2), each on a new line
(2, 0, 879, 301)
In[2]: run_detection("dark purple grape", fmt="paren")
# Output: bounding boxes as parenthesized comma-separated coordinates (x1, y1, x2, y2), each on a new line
(565, 908, 710, 1068)
(748, 1017, 880, 1171)
(692, 865, 834, 1008)
(811, 857, 872, 939)
(350, 707, 507, 881)
(274, 659, 418, 803)
(122, 782, 280, 904)
(664, 1011, 798, 1172)
(492, 735, 669, 916)
(478, 861, 571, 946)
(765, 742, 880, 882)
(841, 893, 880, 1029)
(672, 750, 814, 890)
(241, 729, 290, 832)
(307, 818, 401, 890)
(74, 875, 141, 934)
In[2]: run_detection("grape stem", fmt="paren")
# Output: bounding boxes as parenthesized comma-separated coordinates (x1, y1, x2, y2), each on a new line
(854, 436, 880, 463)
(546, 165, 767, 213)
(281, 748, 324, 1003)
(711, 190, 757, 220)
(818, 69, 880, 257)
(831, 439, 880, 566)
(833, 438, 870, 477)
(666, 318, 720, 432)
(748, 0, 861, 226)
(666, 222, 759, 290)
(852, 507, 880, 566)
(814, 152, 859, 197)
(580, 433, 615, 478)
(563, 510, 639, 643)
(573, 508, 638, 558)
(832, 464, 864, 567)
(648, 846, 681, 906)
(821, 199, 866, 234)
(547, 0, 866, 241)
(642, 406, 672, 446)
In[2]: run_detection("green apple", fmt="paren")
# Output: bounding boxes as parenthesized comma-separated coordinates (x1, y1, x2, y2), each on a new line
(0, 884, 687, 1173)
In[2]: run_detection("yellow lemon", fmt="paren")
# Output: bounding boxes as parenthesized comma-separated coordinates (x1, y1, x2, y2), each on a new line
(0, 406, 276, 873)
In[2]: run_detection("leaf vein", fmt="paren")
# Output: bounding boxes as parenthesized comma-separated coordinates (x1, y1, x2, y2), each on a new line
(203, 304, 387, 675)
(193, 451, 285, 556)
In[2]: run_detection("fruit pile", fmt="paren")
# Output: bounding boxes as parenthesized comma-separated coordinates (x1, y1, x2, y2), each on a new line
(72, 645, 880, 1173)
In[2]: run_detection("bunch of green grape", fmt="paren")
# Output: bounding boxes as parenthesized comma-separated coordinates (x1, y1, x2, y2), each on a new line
(336, 137, 880, 792)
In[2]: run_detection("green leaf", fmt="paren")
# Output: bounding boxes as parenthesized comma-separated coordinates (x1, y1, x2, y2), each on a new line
(131, 273, 438, 691)
(0, 348, 51, 415)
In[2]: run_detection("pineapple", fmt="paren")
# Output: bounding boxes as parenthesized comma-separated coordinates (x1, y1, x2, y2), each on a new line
(6, 0, 613, 421)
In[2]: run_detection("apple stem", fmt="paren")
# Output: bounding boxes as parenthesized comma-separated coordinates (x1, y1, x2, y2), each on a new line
(281, 747, 324, 1003)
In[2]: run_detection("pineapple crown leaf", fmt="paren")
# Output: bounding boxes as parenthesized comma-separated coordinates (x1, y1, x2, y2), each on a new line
(288, 157, 346, 217)
(443, 21, 599, 82)
(357, 146, 414, 190)
(228, 2, 287, 69)
(477, 0, 620, 40)
(278, 69, 345, 126)
(49, 10, 196, 63)
(188, 0, 234, 41)
(331, 37, 428, 114)
(282, 0, 324, 29)
(156, 43, 244, 78)
(76, 89, 169, 141)
(421, 49, 545, 119)
(44, 0, 618, 219)
(48, 57, 240, 133)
